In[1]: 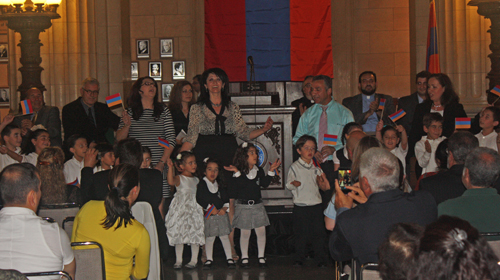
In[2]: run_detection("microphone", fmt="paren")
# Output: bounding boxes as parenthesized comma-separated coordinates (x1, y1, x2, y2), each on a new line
(248, 56, 254, 66)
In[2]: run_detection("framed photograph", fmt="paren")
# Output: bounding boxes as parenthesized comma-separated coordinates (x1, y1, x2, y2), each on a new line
(131, 62, 138, 80)
(172, 61, 185, 80)
(0, 88, 9, 105)
(0, 44, 7, 62)
(149, 62, 162, 81)
(136, 39, 150, 59)
(160, 38, 173, 58)
(162, 83, 174, 102)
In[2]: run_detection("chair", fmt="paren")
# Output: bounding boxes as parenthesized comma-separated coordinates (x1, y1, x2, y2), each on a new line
(71, 241, 106, 280)
(360, 263, 381, 280)
(23, 271, 72, 280)
(38, 203, 79, 229)
(481, 232, 500, 259)
(62, 217, 75, 239)
(131, 202, 160, 280)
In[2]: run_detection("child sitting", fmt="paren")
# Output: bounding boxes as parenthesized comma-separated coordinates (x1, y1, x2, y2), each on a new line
(376, 120, 408, 173)
(286, 135, 328, 267)
(0, 115, 24, 171)
(475, 106, 500, 152)
(63, 134, 88, 186)
(94, 143, 115, 172)
(21, 126, 51, 166)
(415, 113, 446, 174)
(141, 146, 152, 169)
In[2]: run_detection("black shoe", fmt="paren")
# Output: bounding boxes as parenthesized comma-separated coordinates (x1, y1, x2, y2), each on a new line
(317, 262, 327, 268)
(227, 259, 236, 269)
(293, 261, 303, 267)
(240, 258, 250, 268)
(258, 257, 268, 268)
(203, 260, 212, 270)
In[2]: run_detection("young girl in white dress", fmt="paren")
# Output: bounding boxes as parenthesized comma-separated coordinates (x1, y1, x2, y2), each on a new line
(165, 151, 204, 269)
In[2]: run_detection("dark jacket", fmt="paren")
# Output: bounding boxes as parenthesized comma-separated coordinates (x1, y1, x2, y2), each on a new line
(196, 179, 229, 210)
(14, 105, 63, 148)
(342, 93, 395, 127)
(397, 92, 422, 134)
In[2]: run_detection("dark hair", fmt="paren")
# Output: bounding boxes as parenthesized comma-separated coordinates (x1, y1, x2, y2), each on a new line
(141, 146, 151, 156)
(422, 112, 443, 128)
(101, 164, 139, 230)
(193, 74, 202, 83)
(295, 135, 317, 150)
(448, 131, 479, 164)
(482, 106, 500, 127)
(198, 68, 230, 109)
(128, 76, 165, 121)
(233, 142, 257, 175)
(66, 134, 86, 151)
(465, 147, 500, 188)
(379, 223, 424, 280)
(168, 81, 195, 113)
(415, 71, 431, 83)
(174, 151, 196, 171)
(304, 75, 314, 81)
(114, 138, 143, 169)
(95, 142, 114, 167)
(21, 128, 49, 155)
(341, 122, 363, 145)
(408, 215, 500, 280)
(358, 71, 377, 84)
(381, 125, 400, 140)
(426, 73, 460, 107)
(201, 157, 225, 187)
(1, 124, 20, 142)
(435, 139, 449, 171)
(0, 163, 40, 205)
(312, 75, 332, 90)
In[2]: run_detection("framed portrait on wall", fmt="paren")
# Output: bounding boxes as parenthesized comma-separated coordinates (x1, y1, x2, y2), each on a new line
(136, 39, 150, 59)
(162, 83, 174, 103)
(131, 62, 138, 80)
(160, 38, 173, 58)
(172, 61, 185, 80)
(0, 88, 9, 105)
(0, 44, 7, 62)
(149, 62, 162, 81)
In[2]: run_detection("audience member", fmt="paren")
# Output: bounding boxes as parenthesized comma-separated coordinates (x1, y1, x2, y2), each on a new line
(415, 113, 446, 174)
(14, 88, 62, 147)
(72, 164, 150, 280)
(20, 127, 50, 166)
(0, 163, 75, 279)
(350, 136, 382, 183)
(438, 147, 500, 239)
(0, 117, 23, 171)
(291, 75, 314, 138)
(329, 148, 436, 269)
(434, 139, 449, 171)
(63, 134, 87, 185)
(408, 215, 500, 280)
(93, 143, 115, 172)
(475, 106, 500, 152)
(471, 90, 500, 134)
(342, 71, 395, 133)
(419, 131, 479, 205)
(62, 77, 120, 145)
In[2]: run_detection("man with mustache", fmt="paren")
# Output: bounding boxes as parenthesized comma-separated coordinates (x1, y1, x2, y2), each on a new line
(342, 71, 395, 133)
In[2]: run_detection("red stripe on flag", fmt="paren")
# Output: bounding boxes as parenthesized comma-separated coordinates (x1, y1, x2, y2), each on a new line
(426, 0, 440, 73)
(205, 0, 247, 81)
(290, 0, 333, 81)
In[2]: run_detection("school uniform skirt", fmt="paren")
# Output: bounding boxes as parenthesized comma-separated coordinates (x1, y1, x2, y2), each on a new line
(205, 213, 232, 237)
(232, 202, 270, 230)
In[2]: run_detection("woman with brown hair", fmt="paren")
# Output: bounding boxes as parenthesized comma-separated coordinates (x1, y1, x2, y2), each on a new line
(168, 81, 196, 146)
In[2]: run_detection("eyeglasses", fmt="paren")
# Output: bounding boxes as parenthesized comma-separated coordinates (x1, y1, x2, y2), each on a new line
(142, 81, 155, 87)
(83, 89, 99, 95)
(301, 146, 316, 151)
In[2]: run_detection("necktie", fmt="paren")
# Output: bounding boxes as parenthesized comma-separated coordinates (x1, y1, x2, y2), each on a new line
(318, 106, 328, 158)
(88, 107, 95, 126)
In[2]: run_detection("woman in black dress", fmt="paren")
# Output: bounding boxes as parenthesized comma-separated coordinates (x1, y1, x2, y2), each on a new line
(168, 81, 196, 147)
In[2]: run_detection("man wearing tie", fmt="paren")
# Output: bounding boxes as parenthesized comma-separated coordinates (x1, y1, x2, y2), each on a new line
(293, 75, 354, 206)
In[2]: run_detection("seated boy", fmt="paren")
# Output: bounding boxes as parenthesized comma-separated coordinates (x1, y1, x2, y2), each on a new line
(475, 106, 500, 152)
(63, 134, 88, 186)
(415, 113, 446, 174)
(0, 115, 25, 172)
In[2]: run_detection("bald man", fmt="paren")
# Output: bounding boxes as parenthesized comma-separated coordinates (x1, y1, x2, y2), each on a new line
(14, 88, 62, 147)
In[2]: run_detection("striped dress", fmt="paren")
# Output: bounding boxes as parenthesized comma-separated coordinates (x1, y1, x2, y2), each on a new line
(119, 107, 176, 197)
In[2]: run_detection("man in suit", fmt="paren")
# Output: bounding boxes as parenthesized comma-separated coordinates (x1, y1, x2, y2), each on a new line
(14, 87, 63, 147)
(291, 75, 314, 138)
(330, 148, 436, 270)
(342, 71, 395, 133)
(62, 77, 120, 147)
(79, 138, 169, 260)
(397, 71, 431, 134)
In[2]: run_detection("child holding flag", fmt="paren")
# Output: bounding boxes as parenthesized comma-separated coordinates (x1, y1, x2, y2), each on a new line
(376, 119, 409, 173)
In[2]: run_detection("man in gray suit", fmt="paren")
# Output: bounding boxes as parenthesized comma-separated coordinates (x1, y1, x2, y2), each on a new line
(342, 71, 395, 133)
(14, 88, 62, 147)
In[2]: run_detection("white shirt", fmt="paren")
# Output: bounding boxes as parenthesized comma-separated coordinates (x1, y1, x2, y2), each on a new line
(390, 145, 408, 175)
(415, 136, 446, 174)
(23, 152, 39, 166)
(233, 165, 275, 179)
(286, 158, 323, 206)
(0, 207, 74, 279)
(63, 156, 84, 184)
(476, 131, 498, 152)
(0, 147, 25, 172)
(332, 148, 349, 165)
(203, 177, 229, 210)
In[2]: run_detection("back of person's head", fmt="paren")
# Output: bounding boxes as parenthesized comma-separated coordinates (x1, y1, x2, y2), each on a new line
(66, 134, 86, 151)
(379, 223, 424, 280)
(422, 112, 443, 128)
(448, 131, 479, 164)
(1, 124, 20, 142)
(435, 139, 449, 171)
(359, 147, 400, 192)
(101, 164, 139, 230)
(351, 136, 382, 182)
(408, 215, 500, 280)
(0, 163, 40, 205)
(341, 122, 363, 145)
(312, 75, 332, 90)
(295, 135, 317, 150)
(37, 147, 67, 205)
(465, 147, 500, 188)
(114, 138, 143, 168)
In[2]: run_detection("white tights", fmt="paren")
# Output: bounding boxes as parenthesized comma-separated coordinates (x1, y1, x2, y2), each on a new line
(240, 226, 266, 260)
(175, 244, 199, 265)
(205, 235, 232, 261)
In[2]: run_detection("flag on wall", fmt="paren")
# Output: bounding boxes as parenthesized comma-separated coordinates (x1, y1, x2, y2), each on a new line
(426, 0, 440, 73)
(204, 0, 333, 82)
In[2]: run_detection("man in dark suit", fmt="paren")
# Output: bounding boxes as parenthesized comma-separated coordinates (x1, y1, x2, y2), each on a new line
(342, 71, 395, 133)
(79, 138, 169, 260)
(14, 87, 63, 147)
(291, 75, 314, 138)
(330, 148, 436, 272)
(397, 71, 431, 134)
(62, 77, 120, 146)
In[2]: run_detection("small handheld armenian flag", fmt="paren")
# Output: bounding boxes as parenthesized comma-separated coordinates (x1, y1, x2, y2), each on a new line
(490, 86, 500, 105)
(389, 109, 406, 123)
(21, 100, 33, 115)
(323, 134, 338, 146)
(105, 93, 123, 108)
(455, 118, 471, 129)
(205, 204, 216, 219)
(158, 137, 171, 149)
(378, 98, 386, 110)
(69, 178, 79, 186)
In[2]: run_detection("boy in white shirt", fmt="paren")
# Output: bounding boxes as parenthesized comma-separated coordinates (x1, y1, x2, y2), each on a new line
(376, 120, 408, 174)
(475, 106, 500, 152)
(415, 113, 446, 174)
(0, 115, 26, 172)
(63, 134, 88, 186)
(286, 135, 329, 267)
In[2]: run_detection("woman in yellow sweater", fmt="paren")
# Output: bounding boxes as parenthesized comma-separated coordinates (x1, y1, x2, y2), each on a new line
(72, 164, 150, 280)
